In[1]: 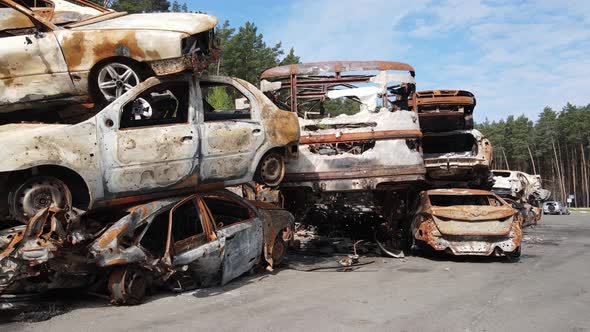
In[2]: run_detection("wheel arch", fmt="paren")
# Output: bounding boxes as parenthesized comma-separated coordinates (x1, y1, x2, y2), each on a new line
(7, 165, 92, 211)
(250, 146, 288, 175)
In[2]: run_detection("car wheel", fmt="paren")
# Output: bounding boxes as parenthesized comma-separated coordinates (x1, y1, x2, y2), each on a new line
(506, 247, 521, 262)
(92, 60, 145, 104)
(256, 152, 285, 187)
(8, 176, 70, 224)
(108, 267, 147, 306)
(271, 234, 287, 266)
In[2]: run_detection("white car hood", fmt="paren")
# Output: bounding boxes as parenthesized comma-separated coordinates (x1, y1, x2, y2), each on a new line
(72, 13, 218, 35)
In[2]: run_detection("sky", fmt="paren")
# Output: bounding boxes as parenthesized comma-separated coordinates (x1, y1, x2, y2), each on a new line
(188, 0, 590, 123)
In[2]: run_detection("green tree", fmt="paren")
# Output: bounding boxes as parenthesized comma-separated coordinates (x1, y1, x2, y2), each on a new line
(171, 0, 180, 12)
(280, 47, 301, 66)
(212, 21, 300, 84)
(111, 0, 170, 13)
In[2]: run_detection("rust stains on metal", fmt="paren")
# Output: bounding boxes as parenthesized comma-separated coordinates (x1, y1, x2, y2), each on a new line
(412, 190, 523, 257)
(300, 129, 422, 145)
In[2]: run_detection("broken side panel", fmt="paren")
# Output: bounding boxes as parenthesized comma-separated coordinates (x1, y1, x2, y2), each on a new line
(260, 61, 426, 193)
(410, 90, 476, 132)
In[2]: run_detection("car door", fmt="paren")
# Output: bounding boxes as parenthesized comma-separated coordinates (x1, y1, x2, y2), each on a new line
(97, 77, 200, 198)
(201, 192, 264, 285)
(0, 3, 76, 109)
(196, 77, 265, 183)
(167, 196, 224, 289)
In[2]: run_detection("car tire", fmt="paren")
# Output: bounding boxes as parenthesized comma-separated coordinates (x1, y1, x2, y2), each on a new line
(255, 151, 285, 187)
(108, 267, 147, 306)
(8, 176, 70, 224)
(271, 234, 287, 266)
(506, 247, 521, 262)
(90, 60, 147, 105)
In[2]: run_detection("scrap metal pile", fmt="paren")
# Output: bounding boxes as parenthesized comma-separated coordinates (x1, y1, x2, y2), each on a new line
(0, 0, 551, 312)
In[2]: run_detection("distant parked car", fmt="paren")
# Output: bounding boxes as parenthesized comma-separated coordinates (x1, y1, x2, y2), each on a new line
(0, 0, 219, 113)
(0, 74, 300, 223)
(543, 201, 569, 215)
(411, 189, 522, 260)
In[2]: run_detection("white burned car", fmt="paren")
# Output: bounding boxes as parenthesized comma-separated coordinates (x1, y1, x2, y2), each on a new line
(0, 74, 299, 223)
(0, 0, 218, 113)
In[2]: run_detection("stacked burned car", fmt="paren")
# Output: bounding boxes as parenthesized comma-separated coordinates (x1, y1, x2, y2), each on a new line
(0, 4, 304, 308)
(0, 191, 294, 306)
(261, 61, 425, 255)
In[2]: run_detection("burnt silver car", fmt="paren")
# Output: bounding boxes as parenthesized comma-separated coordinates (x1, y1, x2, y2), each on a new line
(90, 190, 294, 305)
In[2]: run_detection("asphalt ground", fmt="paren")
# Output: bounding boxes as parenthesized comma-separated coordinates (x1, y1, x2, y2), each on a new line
(3, 213, 590, 332)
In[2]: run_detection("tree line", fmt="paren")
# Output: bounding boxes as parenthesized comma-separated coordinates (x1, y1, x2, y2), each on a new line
(477, 104, 590, 207)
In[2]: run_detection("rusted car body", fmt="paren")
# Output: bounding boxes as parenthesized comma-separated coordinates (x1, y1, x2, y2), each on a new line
(410, 89, 475, 132)
(0, 191, 294, 306)
(260, 61, 424, 256)
(422, 129, 493, 187)
(90, 190, 294, 304)
(260, 61, 425, 193)
(0, 73, 299, 223)
(0, 0, 219, 113)
(0, 207, 103, 304)
(411, 189, 522, 258)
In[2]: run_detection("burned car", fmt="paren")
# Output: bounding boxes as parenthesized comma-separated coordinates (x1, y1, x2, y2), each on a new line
(492, 170, 550, 203)
(410, 89, 476, 132)
(492, 170, 526, 199)
(0, 73, 299, 223)
(90, 190, 294, 305)
(260, 61, 425, 255)
(422, 129, 493, 188)
(411, 189, 522, 259)
(0, 191, 294, 307)
(0, 0, 219, 113)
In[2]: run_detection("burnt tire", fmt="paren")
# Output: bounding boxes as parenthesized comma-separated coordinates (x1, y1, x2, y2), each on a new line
(8, 176, 70, 224)
(108, 267, 147, 306)
(271, 234, 287, 266)
(506, 247, 521, 262)
(255, 151, 285, 188)
(90, 59, 147, 105)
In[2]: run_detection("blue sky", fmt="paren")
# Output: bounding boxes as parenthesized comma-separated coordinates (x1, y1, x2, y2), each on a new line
(188, 0, 590, 123)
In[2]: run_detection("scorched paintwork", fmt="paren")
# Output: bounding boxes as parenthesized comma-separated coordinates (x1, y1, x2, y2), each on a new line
(0, 0, 219, 113)
(412, 189, 522, 257)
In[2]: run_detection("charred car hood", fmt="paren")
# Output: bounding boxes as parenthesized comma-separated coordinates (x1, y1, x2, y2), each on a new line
(72, 13, 218, 34)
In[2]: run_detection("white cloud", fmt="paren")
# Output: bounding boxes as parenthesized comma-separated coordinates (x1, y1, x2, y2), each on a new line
(265, 0, 429, 61)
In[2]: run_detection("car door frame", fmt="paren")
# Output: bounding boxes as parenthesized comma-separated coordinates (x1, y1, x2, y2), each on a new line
(162, 195, 225, 287)
(201, 191, 264, 285)
(95, 74, 200, 201)
(195, 76, 266, 183)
